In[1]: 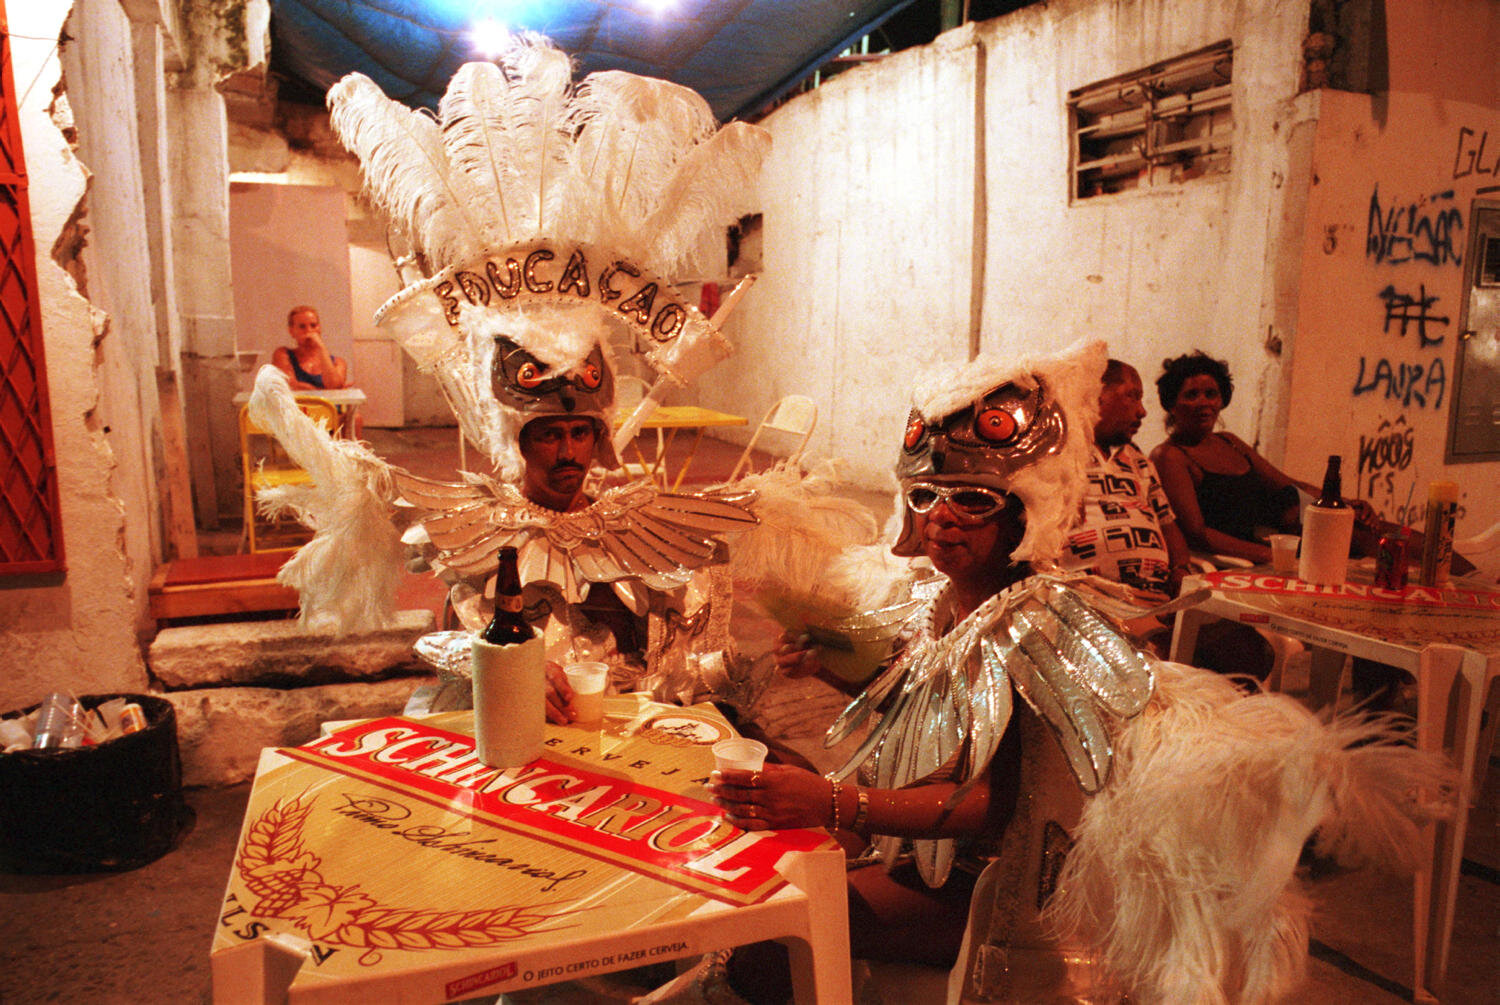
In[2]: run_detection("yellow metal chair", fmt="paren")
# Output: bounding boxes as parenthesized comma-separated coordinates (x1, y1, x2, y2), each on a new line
(729, 394, 817, 480)
(239, 398, 338, 553)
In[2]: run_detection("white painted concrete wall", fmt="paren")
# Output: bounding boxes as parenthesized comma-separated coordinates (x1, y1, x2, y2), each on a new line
(704, 0, 1310, 495)
(229, 182, 354, 375)
(703, 28, 983, 491)
(1273, 0, 1500, 540)
(228, 126, 450, 430)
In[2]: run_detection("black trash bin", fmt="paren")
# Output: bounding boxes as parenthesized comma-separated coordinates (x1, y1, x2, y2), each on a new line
(0, 693, 193, 873)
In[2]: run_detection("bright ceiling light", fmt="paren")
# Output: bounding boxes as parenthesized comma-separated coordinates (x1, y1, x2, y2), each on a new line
(642, 0, 676, 14)
(471, 18, 511, 57)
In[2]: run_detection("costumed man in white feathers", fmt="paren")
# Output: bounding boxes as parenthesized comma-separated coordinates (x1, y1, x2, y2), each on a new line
(703, 339, 1455, 1004)
(247, 33, 783, 713)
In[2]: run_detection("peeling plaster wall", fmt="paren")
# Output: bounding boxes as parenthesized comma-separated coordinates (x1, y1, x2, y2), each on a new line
(711, 0, 1310, 491)
(61, 0, 166, 591)
(1, 0, 150, 709)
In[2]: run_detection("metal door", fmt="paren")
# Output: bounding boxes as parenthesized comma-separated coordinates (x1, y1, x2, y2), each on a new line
(1448, 201, 1500, 460)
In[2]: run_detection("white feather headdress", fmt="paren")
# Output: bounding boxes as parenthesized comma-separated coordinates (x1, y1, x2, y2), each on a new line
(327, 32, 771, 480)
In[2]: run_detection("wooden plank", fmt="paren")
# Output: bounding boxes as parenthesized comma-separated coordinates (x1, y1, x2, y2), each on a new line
(156, 366, 200, 559)
(148, 579, 299, 620)
(148, 551, 299, 620)
(157, 550, 292, 587)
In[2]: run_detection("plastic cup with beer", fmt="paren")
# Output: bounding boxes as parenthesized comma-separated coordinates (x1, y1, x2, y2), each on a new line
(562, 661, 609, 727)
(712, 737, 768, 774)
(1268, 534, 1299, 576)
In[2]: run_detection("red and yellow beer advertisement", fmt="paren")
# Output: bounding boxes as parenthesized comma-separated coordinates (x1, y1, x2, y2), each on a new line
(1200, 569, 1500, 649)
(211, 701, 837, 1003)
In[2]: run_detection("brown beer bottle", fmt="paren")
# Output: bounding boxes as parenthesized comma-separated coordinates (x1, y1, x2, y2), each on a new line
(481, 546, 535, 644)
(1313, 455, 1345, 508)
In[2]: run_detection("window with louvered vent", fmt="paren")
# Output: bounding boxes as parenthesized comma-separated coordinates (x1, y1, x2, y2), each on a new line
(0, 5, 65, 576)
(1069, 41, 1234, 201)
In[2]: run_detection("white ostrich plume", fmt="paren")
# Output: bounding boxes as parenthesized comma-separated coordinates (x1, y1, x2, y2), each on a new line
(328, 31, 770, 284)
(247, 367, 407, 632)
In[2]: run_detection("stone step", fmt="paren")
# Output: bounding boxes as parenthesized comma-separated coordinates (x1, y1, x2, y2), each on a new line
(148, 609, 434, 689)
(148, 610, 438, 786)
(165, 678, 427, 786)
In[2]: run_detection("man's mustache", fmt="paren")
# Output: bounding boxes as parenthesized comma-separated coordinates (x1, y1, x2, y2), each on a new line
(550, 461, 585, 474)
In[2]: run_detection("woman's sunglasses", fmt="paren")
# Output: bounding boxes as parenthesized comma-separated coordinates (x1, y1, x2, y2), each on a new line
(903, 482, 1011, 522)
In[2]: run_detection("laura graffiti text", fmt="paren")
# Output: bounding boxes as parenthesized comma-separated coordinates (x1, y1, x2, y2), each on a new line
(1352, 357, 1446, 409)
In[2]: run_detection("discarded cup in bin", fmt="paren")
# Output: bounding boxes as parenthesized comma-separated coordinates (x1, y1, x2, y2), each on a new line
(32, 693, 86, 750)
(0, 693, 191, 873)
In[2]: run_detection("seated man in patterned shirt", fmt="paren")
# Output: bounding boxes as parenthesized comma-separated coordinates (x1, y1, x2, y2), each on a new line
(1063, 358, 1269, 677)
(1063, 358, 1191, 601)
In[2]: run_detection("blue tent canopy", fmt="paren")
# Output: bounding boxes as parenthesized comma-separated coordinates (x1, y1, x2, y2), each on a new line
(269, 0, 922, 121)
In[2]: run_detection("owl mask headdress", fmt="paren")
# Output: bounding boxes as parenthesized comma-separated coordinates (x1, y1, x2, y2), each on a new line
(327, 32, 771, 480)
(892, 338, 1106, 562)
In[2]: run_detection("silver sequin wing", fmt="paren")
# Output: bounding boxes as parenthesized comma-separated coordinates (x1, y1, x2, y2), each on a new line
(584, 486, 759, 587)
(391, 470, 758, 594)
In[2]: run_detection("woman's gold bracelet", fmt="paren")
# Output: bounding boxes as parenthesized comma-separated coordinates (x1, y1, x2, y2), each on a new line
(829, 779, 843, 831)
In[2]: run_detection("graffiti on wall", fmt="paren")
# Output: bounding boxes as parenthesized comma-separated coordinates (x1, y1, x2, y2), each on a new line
(1365, 187, 1464, 266)
(1376, 283, 1448, 347)
(1352, 357, 1445, 409)
(1351, 413, 1470, 525)
(1352, 184, 1463, 410)
(1451, 126, 1500, 180)
(1354, 414, 1417, 520)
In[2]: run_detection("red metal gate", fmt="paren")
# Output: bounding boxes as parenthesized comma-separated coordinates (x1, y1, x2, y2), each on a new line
(0, 3, 65, 575)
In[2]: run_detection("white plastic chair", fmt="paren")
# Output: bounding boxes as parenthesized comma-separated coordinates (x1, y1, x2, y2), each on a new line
(729, 394, 817, 480)
(1454, 519, 1500, 583)
(1187, 551, 1306, 692)
(1452, 519, 1500, 795)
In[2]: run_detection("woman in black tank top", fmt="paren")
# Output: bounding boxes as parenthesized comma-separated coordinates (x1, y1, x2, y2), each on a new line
(1148, 351, 1369, 565)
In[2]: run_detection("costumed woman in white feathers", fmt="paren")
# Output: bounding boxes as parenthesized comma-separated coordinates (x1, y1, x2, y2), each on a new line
(246, 33, 842, 718)
(705, 338, 1455, 1004)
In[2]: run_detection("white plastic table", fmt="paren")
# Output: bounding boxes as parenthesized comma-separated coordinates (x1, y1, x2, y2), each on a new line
(233, 388, 367, 428)
(210, 700, 850, 1004)
(1169, 566, 1500, 1004)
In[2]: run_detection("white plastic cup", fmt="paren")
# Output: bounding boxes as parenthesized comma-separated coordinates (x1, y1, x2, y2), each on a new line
(1268, 534, 1299, 576)
(562, 661, 609, 727)
(712, 738, 768, 773)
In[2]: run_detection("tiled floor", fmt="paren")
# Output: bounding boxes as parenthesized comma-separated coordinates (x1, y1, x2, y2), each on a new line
(3, 426, 1496, 1003)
